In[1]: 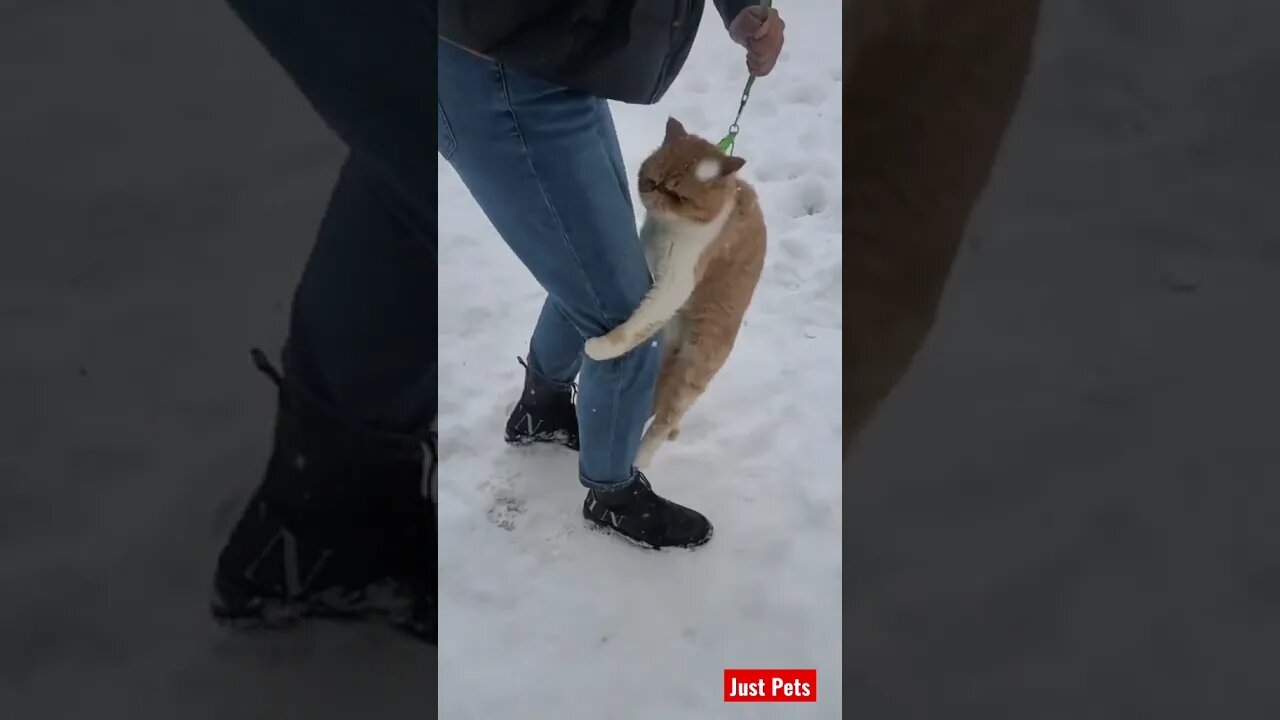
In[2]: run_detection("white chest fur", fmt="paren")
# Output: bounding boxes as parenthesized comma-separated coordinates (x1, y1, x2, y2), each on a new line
(583, 194, 735, 361)
(640, 195, 735, 278)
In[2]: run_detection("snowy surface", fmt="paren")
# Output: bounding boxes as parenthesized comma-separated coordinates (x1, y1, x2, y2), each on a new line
(436, 4, 843, 719)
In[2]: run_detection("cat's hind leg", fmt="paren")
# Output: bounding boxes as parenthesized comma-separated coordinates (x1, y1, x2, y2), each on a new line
(635, 348, 684, 468)
(635, 422, 668, 468)
(635, 333, 730, 468)
(636, 422, 680, 467)
(634, 339, 692, 468)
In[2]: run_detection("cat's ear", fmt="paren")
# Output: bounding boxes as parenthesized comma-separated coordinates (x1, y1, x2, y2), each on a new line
(720, 155, 747, 176)
(664, 117, 687, 144)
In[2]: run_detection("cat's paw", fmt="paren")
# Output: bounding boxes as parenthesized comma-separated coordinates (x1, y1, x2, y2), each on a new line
(584, 336, 622, 361)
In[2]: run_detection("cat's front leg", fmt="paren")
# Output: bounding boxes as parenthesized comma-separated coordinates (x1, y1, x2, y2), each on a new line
(585, 269, 695, 360)
(584, 319, 665, 360)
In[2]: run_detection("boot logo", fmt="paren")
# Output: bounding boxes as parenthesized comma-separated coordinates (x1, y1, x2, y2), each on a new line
(520, 412, 543, 437)
(587, 495, 623, 529)
(245, 526, 334, 598)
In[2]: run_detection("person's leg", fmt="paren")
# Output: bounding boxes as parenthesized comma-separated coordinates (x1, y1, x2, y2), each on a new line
(285, 152, 435, 435)
(508, 94, 637, 444)
(221, 2, 437, 430)
(528, 299, 585, 384)
(438, 40, 654, 489)
(212, 0, 436, 641)
(438, 41, 711, 548)
(503, 299, 584, 451)
(517, 95, 633, 384)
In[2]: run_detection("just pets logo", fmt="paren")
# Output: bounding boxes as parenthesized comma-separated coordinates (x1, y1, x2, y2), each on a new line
(723, 669, 817, 703)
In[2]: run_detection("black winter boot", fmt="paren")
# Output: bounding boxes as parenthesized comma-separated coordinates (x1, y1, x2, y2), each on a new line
(504, 357, 579, 451)
(583, 473, 713, 550)
(210, 349, 436, 643)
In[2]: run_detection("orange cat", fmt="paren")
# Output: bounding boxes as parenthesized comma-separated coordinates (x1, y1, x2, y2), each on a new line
(843, 0, 1044, 453)
(584, 117, 766, 468)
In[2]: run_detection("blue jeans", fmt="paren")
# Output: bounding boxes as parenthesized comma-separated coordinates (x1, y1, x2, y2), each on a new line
(437, 40, 660, 489)
(225, 0, 436, 436)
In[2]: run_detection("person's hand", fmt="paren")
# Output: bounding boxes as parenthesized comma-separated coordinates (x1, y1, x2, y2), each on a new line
(728, 5, 785, 77)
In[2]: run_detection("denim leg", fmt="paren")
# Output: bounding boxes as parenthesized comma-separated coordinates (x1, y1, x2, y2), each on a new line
(593, 100, 635, 216)
(437, 40, 659, 488)
(223, 0, 437, 435)
(527, 299, 584, 385)
(525, 96, 635, 386)
(285, 153, 435, 434)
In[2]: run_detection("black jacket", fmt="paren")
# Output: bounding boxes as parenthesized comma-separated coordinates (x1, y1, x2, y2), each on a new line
(436, 0, 754, 105)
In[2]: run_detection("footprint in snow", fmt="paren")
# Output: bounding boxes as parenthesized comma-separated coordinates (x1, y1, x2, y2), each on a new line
(781, 81, 828, 107)
(487, 493, 526, 531)
(753, 158, 808, 183)
(787, 177, 830, 218)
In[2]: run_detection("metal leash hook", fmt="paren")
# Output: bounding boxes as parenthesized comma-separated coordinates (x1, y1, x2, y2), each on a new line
(717, 123, 741, 154)
(717, 81, 756, 154)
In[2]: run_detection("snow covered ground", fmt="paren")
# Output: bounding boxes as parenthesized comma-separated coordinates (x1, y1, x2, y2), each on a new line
(436, 4, 843, 719)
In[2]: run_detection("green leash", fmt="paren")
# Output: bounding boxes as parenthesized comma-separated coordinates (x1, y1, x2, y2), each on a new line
(716, 0, 773, 155)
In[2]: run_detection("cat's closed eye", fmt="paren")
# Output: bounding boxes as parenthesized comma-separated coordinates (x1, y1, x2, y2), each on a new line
(639, 178, 657, 192)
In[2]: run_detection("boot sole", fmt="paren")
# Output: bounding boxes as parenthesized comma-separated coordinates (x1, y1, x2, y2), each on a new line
(210, 579, 435, 643)
(211, 598, 435, 644)
(504, 433, 579, 452)
(583, 518, 714, 551)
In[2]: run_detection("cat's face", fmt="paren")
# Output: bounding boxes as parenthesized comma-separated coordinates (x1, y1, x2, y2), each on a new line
(637, 117, 747, 222)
